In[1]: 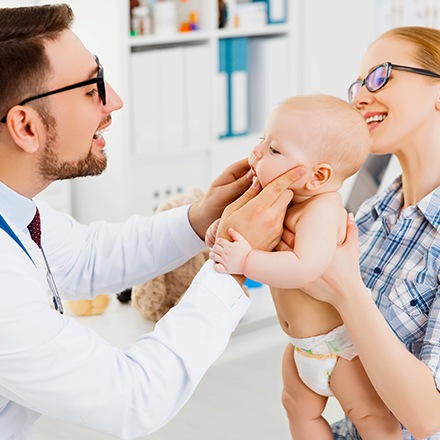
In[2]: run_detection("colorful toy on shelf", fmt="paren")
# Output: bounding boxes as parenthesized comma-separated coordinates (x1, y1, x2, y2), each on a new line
(178, 0, 200, 32)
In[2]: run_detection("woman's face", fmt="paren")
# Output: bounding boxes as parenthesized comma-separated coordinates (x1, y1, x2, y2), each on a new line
(352, 37, 440, 155)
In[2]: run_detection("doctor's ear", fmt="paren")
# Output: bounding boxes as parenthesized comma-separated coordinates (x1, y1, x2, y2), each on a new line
(6, 106, 42, 154)
(305, 163, 332, 190)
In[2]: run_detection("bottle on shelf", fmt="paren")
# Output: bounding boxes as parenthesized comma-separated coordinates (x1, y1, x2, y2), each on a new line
(131, 4, 151, 36)
(218, 0, 227, 28)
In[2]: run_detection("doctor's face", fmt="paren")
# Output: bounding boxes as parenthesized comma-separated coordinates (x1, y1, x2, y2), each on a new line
(38, 29, 123, 182)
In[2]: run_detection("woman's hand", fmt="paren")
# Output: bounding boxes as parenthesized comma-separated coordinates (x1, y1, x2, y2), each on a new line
(300, 213, 365, 307)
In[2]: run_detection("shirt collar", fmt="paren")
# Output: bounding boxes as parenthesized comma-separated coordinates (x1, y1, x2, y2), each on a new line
(417, 187, 440, 232)
(371, 175, 440, 232)
(0, 180, 37, 231)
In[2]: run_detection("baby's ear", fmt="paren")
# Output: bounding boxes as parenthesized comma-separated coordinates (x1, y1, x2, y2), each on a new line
(305, 163, 332, 190)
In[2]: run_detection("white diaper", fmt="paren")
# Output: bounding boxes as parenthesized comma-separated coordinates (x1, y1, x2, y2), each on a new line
(290, 324, 357, 397)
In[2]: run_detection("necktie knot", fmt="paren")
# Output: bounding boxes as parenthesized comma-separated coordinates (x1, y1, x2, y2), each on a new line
(28, 208, 41, 248)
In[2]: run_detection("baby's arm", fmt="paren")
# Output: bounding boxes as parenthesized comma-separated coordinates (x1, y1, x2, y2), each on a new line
(210, 228, 252, 274)
(212, 195, 346, 289)
(210, 228, 305, 286)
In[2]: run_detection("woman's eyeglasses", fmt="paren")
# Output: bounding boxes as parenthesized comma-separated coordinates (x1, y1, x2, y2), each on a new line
(1, 55, 106, 123)
(348, 62, 440, 104)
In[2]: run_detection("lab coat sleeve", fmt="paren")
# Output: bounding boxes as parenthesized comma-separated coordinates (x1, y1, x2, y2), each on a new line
(38, 201, 209, 299)
(0, 253, 250, 438)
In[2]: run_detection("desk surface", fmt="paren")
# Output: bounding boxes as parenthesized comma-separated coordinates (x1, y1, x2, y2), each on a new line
(66, 284, 280, 350)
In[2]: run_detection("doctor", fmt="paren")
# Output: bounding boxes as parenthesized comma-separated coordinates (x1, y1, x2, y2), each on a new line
(0, 4, 305, 439)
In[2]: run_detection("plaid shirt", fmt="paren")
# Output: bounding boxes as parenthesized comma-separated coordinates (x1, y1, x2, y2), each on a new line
(333, 176, 440, 440)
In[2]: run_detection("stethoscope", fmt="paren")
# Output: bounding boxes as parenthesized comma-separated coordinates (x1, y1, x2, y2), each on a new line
(0, 213, 64, 314)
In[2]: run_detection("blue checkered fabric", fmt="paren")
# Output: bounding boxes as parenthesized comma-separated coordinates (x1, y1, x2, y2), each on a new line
(333, 175, 440, 439)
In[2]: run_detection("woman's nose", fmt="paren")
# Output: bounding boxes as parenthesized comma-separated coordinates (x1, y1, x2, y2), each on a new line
(352, 86, 374, 109)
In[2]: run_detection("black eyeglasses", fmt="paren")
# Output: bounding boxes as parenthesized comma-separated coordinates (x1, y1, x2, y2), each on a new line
(1, 55, 106, 124)
(348, 62, 440, 104)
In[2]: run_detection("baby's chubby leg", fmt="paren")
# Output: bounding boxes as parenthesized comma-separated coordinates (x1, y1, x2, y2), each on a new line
(281, 343, 333, 440)
(331, 356, 402, 439)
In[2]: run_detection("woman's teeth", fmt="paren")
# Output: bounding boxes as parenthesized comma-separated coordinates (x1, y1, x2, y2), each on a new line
(365, 114, 387, 124)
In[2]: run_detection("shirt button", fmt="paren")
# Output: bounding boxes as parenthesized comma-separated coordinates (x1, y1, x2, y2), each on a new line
(410, 299, 418, 307)
(373, 267, 381, 274)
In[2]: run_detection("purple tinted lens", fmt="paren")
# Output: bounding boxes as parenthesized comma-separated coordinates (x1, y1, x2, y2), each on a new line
(366, 65, 388, 92)
(348, 82, 362, 103)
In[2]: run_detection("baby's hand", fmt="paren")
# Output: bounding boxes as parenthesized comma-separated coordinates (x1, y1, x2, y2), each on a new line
(209, 228, 252, 274)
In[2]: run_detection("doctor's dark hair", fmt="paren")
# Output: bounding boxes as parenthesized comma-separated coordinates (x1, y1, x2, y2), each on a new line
(0, 4, 74, 124)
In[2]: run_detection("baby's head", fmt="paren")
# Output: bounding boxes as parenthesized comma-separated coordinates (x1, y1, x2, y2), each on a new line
(250, 94, 371, 194)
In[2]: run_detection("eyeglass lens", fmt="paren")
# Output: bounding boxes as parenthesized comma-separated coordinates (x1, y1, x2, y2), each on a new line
(96, 58, 106, 105)
(348, 64, 389, 103)
(366, 64, 389, 92)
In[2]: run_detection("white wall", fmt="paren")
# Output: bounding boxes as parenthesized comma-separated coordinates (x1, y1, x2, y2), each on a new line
(293, 0, 377, 99)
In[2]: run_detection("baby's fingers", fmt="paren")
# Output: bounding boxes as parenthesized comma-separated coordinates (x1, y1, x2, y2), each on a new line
(213, 262, 227, 274)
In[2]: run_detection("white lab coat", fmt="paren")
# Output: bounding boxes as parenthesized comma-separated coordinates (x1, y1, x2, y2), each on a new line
(0, 184, 250, 440)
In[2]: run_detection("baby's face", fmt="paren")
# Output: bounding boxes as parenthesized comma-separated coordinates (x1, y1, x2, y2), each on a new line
(249, 107, 311, 188)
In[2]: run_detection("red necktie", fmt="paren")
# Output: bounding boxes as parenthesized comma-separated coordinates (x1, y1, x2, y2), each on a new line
(28, 208, 41, 248)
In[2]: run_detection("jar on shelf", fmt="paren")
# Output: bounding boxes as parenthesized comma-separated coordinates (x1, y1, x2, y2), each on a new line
(153, 1, 177, 35)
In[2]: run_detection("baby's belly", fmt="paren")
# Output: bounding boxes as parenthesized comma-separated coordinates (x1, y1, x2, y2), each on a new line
(270, 287, 343, 338)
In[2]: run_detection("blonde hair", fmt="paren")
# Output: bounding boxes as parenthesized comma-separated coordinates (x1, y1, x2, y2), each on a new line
(277, 94, 371, 180)
(380, 26, 440, 75)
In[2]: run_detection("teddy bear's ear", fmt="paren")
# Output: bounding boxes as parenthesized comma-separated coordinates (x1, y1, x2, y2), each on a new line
(156, 200, 174, 213)
(190, 188, 204, 200)
(155, 188, 204, 213)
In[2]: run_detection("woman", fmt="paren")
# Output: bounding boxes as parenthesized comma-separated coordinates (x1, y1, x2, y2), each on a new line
(288, 26, 440, 439)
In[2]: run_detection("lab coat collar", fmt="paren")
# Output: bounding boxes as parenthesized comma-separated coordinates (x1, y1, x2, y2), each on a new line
(0, 180, 37, 232)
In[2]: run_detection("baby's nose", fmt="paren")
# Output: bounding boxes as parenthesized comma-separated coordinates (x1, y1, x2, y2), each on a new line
(253, 144, 264, 158)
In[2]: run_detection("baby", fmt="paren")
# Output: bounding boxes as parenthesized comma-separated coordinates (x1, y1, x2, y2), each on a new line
(209, 95, 401, 439)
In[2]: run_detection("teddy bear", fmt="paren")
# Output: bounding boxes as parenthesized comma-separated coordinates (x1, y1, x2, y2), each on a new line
(131, 188, 210, 322)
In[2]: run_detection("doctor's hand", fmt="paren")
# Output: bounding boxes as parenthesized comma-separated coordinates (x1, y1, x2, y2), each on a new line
(217, 166, 306, 252)
(189, 158, 254, 240)
(301, 213, 365, 308)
